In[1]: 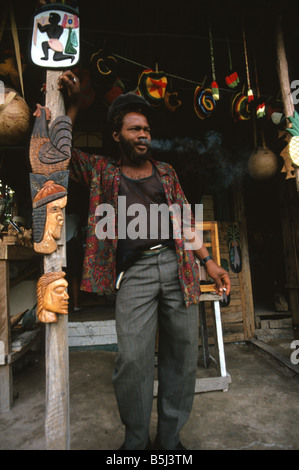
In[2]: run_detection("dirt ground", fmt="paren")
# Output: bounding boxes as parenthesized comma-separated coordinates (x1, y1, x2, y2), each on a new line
(1, 340, 299, 451)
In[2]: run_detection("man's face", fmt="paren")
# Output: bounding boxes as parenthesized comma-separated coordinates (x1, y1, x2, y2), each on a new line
(113, 112, 151, 165)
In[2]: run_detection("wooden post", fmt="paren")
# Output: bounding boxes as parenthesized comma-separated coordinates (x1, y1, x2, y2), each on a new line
(276, 16, 299, 190)
(44, 70, 70, 450)
(0, 258, 12, 413)
(276, 17, 299, 339)
(233, 183, 255, 339)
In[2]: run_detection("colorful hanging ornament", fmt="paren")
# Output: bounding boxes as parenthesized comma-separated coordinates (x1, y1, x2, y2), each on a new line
(242, 25, 254, 102)
(231, 92, 250, 122)
(225, 37, 239, 88)
(256, 102, 266, 118)
(253, 53, 265, 119)
(138, 68, 167, 106)
(90, 49, 118, 88)
(209, 23, 219, 101)
(194, 86, 216, 119)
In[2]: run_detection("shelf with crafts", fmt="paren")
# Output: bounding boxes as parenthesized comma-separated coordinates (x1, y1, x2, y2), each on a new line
(196, 221, 221, 293)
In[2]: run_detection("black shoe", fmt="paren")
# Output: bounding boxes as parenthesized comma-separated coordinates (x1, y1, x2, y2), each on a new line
(118, 439, 152, 450)
(153, 437, 186, 451)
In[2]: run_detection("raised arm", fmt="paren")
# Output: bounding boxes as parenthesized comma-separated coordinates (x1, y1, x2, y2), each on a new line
(57, 70, 81, 125)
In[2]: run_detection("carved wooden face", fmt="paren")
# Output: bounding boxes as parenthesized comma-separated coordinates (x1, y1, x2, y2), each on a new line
(45, 195, 67, 239)
(34, 195, 67, 254)
(43, 277, 69, 315)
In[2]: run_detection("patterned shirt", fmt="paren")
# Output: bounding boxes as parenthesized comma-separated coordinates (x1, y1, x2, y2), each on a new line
(70, 148, 200, 307)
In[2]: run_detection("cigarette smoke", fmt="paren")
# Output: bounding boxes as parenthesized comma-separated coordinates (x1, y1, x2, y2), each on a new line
(151, 131, 251, 189)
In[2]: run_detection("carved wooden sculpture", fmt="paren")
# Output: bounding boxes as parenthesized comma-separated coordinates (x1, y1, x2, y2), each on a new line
(37, 271, 69, 323)
(29, 104, 72, 177)
(30, 171, 68, 254)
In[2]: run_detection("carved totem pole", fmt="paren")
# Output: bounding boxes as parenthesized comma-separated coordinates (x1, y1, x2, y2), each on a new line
(29, 0, 80, 450)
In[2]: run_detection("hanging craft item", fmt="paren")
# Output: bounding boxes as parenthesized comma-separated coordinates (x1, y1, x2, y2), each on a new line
(209, 23, 219, 101)
(248, 135, 278, 180)
(138, 68, 167, 106)
(37, 271, 69, 323)
(227, 224, 242, 273)
(194, 86, 216, 119)
(29, 104, 72, 177)
(89, 49, 118, 88)
(164, 90, 182, 112)
(242, 25, 254, 102)
(225, 37, 239, 88)
(253, 52, 265, 119)
(286, 111, 299, 166)
(30, 2, 80, 68)
(231, 92, 250, 122)
(248, 98, 278, 180)
(266, 97, 284, 125)
(30, 171, 68, 254)
(164, 80, 182, 112)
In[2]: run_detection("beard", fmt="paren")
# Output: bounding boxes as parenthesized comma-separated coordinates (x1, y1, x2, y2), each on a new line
(118, 135, 151, 166)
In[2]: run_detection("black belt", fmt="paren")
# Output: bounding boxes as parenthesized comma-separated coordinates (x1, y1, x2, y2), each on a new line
(142, 244, 169, 256)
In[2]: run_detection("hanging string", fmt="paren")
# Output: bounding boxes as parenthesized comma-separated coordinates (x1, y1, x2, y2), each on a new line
(209, 22, 219, 100)
(242, 24, 254, 102)
(226, 37, 233, 71)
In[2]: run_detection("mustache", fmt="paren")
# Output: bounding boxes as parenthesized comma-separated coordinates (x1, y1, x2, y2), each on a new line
(137, 138, 151, 147)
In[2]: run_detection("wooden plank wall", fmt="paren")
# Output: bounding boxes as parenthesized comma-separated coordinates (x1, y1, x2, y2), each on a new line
(202, 221, 254, 344)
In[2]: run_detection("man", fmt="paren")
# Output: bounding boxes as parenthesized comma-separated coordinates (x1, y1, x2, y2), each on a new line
(58, 70, 231, 450)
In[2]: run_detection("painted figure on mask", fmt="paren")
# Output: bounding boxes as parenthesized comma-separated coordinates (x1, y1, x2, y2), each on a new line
(30, 171, 68, 254)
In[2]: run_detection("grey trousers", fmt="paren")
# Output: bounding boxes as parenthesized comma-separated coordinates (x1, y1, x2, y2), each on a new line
(113, 248, 199, 450)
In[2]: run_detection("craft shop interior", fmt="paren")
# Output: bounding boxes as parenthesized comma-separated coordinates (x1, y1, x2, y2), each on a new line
(1, 0, 299, 371)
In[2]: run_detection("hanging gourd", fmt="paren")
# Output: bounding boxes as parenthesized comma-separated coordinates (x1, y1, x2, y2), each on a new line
(248, 120, 278, 180)
(286, 111, 299, 166)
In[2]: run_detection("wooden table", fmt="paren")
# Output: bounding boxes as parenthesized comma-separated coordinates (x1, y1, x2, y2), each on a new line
(0, 245, 40, 413)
